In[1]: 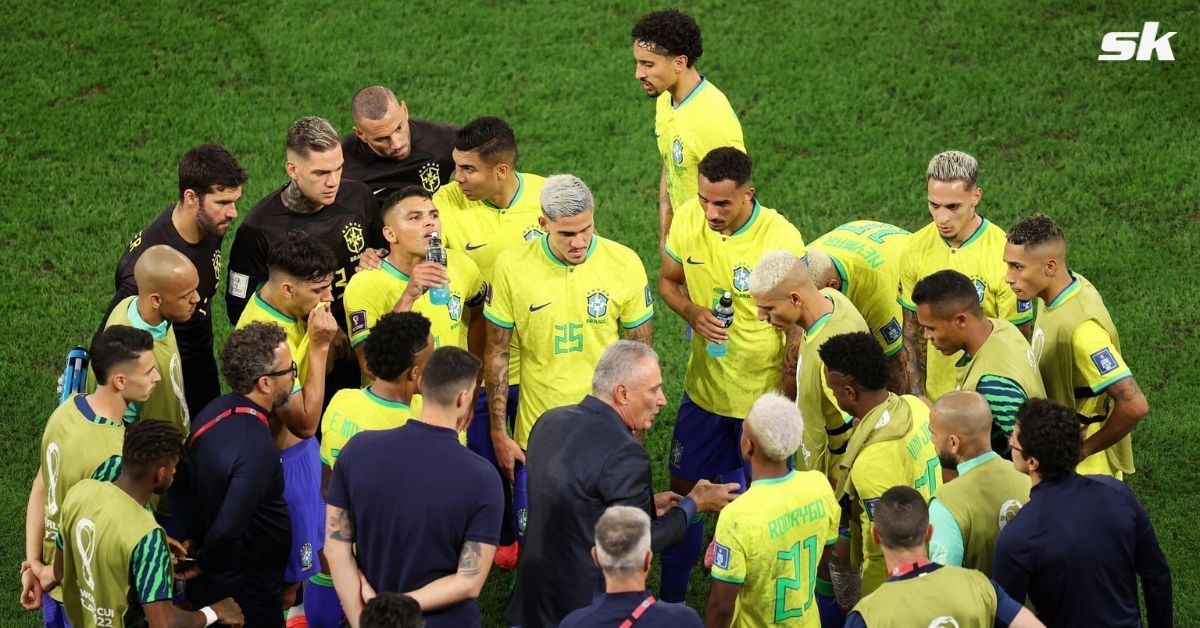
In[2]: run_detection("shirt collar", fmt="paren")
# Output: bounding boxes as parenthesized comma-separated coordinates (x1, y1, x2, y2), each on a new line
(541, 233, 598, 267)
(365, 386, 411, 410)
(252, 291, 295, 324)
(126, 297, 170, 340)
(956, 450, 999, 475)
(73, 395, 122, 427)
(382, 258, 411, 282)
(1046, 271, 1081, 308)
(483, 172, 525, 211)
(941, 216, 989, 249)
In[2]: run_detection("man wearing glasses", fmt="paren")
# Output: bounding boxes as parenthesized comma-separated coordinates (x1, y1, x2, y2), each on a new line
(170, 322, 302, 628)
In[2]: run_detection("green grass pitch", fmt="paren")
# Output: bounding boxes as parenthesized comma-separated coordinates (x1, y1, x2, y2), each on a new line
(1, 1, 1196, 624)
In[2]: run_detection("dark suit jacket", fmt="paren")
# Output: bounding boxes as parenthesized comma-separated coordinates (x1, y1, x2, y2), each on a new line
(504, 396, 694, 628)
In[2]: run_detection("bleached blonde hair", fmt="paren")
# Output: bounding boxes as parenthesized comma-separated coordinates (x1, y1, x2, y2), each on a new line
(541, 174, 594, 220)
(926, 150, 978, 188)
(748, 249, 805, 295)
(745, 393, 804, 461)
(806, 248, 836, 287)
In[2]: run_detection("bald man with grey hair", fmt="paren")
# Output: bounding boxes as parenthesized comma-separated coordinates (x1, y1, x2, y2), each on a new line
(342, 84, 458, 200)
(928, 391, 1031, 575)
(508, 341, 736, 627)
(560, 506, 703, 627)
(750, 250, 869, 477)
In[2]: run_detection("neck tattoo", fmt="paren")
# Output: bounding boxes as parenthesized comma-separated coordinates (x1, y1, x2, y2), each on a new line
(282, 182, 322, 214)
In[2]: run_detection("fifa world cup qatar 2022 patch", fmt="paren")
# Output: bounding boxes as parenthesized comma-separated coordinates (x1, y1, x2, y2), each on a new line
(1091, 347, 1120, 375)
(713, 542, 731, 570)
(350, 310, 368, 336)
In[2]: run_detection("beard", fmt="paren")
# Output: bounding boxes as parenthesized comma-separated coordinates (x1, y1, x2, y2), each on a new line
(938, 451, 958, 471)
(271, 387, 292, 410)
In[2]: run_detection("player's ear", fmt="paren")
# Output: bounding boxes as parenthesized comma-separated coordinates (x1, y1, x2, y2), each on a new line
(673, 54, 687, 73)
(182, 188, 200, 207)
(285, 158, 299, 182)
(870, 525, 881, 546)
(743, 186, 755, 206)
(537, 215, 548, 231)
(924, 523, 933, 543)
(643, 550, 653, 572)
(971, 186, 984, 206)
(590, 547, 601, 569)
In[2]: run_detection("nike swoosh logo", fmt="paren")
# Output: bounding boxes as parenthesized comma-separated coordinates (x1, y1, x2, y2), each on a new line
(686, 257, 704, 265)
(529, 303, 551, 312)
(465, 242, 487, 251)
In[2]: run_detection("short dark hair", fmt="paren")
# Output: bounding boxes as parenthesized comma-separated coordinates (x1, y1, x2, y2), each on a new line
(1007, 214, 1065, 248)
(818, 332, 889, 392)
(419, 347, 481, 406)
(455, 116, 518, 166)
(220, 322, 287, 395)
(698, 147, 752, 187)
(351, 85, 396, 121)
(873, 486, 929, 550)
(121, 419, 184, 478)
(267, 231, 338, 282)
(380, 185, 434, 223)
(365, 313, 432, 381)
(90, 325, 154, 385)
(631, 9, 703, 67)
(1015, 398, 1082, 481)
(360, 592, 424, 628)
(178, 144, 248, 202)
(912, 270, 983, 317)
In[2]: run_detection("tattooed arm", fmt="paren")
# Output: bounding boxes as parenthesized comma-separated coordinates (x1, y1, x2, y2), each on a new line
(623, 319, 654, 347)
(902, 309, 927, 397)
(886, 345, 911, 395)
(485, 321, 524, 482)
(1081, 376, 1150, 460)
(405, 541, 497, 611)
(781, 325, 802, 401)
(325, 505, 367, 627)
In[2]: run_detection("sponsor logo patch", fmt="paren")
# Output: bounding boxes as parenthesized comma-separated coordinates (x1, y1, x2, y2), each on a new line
(229, 271, 249, 299)
(713, 542, 731, 570)
(881, 318, 902, 345)
(1091, 347, 1120, 375)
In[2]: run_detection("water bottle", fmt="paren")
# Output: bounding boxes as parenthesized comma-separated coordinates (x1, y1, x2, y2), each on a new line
(426, 231, 450, 305)
(57, 346, 90, 404)
(707, 291, 734, 358)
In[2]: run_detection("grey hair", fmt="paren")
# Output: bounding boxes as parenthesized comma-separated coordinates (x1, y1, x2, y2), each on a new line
(748, 249, 805, 295)
(286, 116, 340, 158)
(594, 506, 651, 576)
(745, 393, 804, 461)
(926, 150, 978, 188)
(806, 248, 836, 287)
(541, 174, 595, 220)
(592, 341, 658, 398)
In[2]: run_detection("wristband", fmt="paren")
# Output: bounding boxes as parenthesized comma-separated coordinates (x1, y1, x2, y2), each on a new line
(200, 606, 217, 626)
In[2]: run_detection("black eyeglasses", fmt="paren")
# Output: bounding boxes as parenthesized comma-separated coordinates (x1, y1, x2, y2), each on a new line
(260, 361, 297, 379)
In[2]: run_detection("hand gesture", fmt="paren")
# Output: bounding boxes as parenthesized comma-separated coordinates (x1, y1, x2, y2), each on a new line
(685, 303, 729, 344)
(688, 479, 740, 513)
(492, 432, 527, 483)
(308, 302, 338, 348)
(355, 248, 387, 272)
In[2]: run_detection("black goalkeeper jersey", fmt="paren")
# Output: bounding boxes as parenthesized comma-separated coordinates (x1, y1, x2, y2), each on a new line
(224, 180, 379, 330)
(104, 204, 225, 414)
(340, 117, 458, 200)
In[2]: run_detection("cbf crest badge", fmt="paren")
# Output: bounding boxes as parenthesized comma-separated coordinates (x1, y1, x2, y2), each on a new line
(587, 292, 609, 318)
(300, 542, 314, 571)
(342, 222, 365, 254)
(733, 266, 751, 292)
(523, 227, 545, 241)
(671, 137, 684, 165)
(419, 161, 442, 192)
(448, 295, 463, 321)
(972, 278, 986, 303)
(212, 250, 223, 283)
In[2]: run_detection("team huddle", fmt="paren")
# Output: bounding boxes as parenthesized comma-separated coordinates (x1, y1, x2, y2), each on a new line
(18, 8, 1173, 628)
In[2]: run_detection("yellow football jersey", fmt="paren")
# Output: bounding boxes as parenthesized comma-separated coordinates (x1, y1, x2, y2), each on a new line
(435, 173, 546, 387)
(665, 198, 807, 418)
(485, 235, 654, 448)
(898, 218, 1033, 400)
(320, 387, 421, 466)
(810, 221, 910, 356)
(343, 252, 484, 351)
(655, 78, 745, 211)
(711, 470, 841, 627)
(236, 291, 310, 393)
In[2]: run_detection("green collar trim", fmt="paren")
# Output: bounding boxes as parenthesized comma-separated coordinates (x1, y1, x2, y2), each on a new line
(541, 233, 597, 267)
(806, 310, 833, 338)
(126, 297, 169, 341)
(942, 217, 989, 249)
(673, 76, 708, 110)
(252, 291, 294, 324)
(956, 451, 999, 475)
(1047, 274, 1081, 309)
(729, 199, 761, 237)
(751, 470, 796, 487)
(365, 386, 411, 410)
(483, 172, 525, 210)
(830, 255, 849, 295)
(383, 258, 411, 282)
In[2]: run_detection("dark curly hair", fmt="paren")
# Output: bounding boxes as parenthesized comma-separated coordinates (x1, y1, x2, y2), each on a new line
(455, 116, 518, 166)
(360, 593, 423, 628)
(698, 147, 752, 187)
(381, 185, 435, 223)
(121, 419, 184, 478)
(90, 325, 154, 385)
(818, 332, 889, 392)
(1015, 398, 1082, 481)
(267, 230, 338, 282)
(178, 143, 248, 201)
(221, 322, 288, 394)
(1007, 214, 1065, 248)
(631, 9, 703, 67)
(365, 312, 432, 382)
(912, 269, 983, 317)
